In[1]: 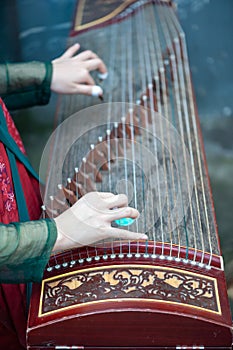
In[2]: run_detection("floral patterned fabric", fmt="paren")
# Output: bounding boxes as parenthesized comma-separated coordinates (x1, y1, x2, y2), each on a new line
(0, 98, 42, 349)
(0, 99, 42, 223)
(0, 154, 17, 219)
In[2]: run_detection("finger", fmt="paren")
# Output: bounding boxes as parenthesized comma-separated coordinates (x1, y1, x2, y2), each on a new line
(83, 192, 116, 211)
(61, 43, 80, 58)
(75, 49, 98, 61)
(97, 192, 116, 199)
(98, 72, 108, 80)
(71, 84, 103, 96)
(106, 193, 128, 209)
(82, 73, 95, 86)
(85, 58, 107, 74)
(106, 206, 139, 221)
(107, 227, 148, 241)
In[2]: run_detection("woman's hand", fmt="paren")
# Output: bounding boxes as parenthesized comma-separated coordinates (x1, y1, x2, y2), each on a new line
(53, 192, 147, 251)
(50, 43, 107, 96)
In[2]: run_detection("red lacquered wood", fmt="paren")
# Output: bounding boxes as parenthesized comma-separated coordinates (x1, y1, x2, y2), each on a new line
(27, 247, 232, 349)
(28, 310, 232, 348)
(47, 241, 223, 270)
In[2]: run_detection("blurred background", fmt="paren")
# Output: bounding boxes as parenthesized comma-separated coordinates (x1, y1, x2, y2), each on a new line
(0, 0, 232, 313)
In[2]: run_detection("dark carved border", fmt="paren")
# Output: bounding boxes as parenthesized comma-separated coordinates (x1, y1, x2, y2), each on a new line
(39, 265, 220, 316)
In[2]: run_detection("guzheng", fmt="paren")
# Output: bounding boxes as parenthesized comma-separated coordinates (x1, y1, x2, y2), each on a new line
(27, 1, 233, 349)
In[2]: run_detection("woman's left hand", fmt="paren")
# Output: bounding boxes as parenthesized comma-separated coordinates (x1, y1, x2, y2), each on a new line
(51, 43, 107, 96)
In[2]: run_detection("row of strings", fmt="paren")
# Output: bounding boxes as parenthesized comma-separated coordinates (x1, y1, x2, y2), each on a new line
(44, 1, 220, 266)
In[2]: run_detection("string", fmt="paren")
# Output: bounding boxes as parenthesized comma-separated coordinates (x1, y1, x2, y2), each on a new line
(98, 18, 118, 257)
(155, 5, 180, 259)
(167, 8, 208, 264)
(134, 9, 148, 255)
(178, 30, 213, 266)
(156, 4, 190, 259)
(150, 6, 172, 256)
(106, 20, 118, 194)
(160, 4, 198, 262)
(142, 4, 161, 257)
(136, 5, 154, 256)
(147, 4, 168, 256)
(145, 8, 164, 256)
(121, 9, 140, 255)
(114, 121, 122, 257)
(174, 37, 204, 259)
(127, 13, 139, 252)
(119, 18, 130, 255)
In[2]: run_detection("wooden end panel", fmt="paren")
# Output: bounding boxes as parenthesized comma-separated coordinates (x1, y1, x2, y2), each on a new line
(27, 307, 232, 348)
(27, 263, 233, 348)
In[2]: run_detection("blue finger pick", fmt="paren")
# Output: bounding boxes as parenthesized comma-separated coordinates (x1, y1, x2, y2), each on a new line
(115, 217, 135, 226)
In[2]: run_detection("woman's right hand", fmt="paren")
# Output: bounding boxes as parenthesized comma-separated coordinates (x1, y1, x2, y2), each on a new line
(53, 192, 148, 252)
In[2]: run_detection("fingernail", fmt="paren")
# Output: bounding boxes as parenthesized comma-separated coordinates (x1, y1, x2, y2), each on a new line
(98, 72, 108, 80)
(141, 234, 148, 239)
(92, 85, 103, 97)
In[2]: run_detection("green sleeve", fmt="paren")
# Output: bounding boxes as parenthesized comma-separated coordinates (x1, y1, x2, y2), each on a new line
(0, 61, 52, 110)
(0, 218, 57, 283)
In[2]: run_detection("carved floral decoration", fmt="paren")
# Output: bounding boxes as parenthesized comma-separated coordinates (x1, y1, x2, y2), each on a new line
(41, 266, 219, 315)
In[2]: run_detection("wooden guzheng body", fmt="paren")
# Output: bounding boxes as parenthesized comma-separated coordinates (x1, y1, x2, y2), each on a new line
(27, 1, 233, 349)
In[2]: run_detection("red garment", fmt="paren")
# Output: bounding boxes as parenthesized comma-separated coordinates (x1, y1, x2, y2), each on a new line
(0, 98, 42, 349)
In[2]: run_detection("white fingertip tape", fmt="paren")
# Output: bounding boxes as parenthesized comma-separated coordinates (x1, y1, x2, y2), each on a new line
(92, 85, 103, 97)
(98, 72, 108, 80)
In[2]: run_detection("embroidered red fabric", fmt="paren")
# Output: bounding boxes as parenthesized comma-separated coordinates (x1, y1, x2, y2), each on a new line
(0, 98, 42, 349)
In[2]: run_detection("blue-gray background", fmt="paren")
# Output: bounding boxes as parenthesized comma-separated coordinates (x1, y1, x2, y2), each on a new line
(0, 0, 232, 313)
